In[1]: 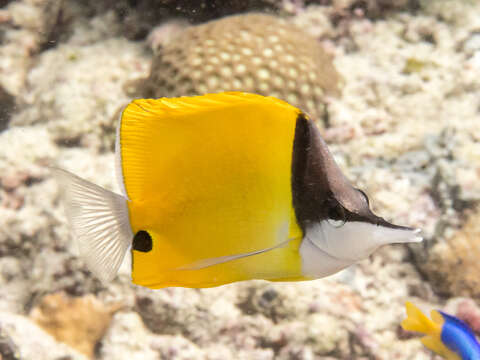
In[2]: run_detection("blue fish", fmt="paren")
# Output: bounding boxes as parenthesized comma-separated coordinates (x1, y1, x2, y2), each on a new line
(402, 301, 480, 360)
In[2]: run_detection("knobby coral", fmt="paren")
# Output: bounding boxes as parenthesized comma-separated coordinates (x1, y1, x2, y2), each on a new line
(141, 14, 342, 125)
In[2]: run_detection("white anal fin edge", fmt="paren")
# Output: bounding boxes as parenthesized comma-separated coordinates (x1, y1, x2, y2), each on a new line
(52, 167, 133, 283)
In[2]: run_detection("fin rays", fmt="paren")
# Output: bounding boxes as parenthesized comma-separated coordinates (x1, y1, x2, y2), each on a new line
(52, 168, 133, 283)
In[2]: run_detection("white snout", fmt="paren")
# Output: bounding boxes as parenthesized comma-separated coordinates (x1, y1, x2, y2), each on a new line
(311, 221, 422, 261)
(300, 221, 422, 277)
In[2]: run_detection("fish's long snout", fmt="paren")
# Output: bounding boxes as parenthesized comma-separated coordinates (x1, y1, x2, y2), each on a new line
(309, 221, 423, 263)
(375, 226, 423, 247)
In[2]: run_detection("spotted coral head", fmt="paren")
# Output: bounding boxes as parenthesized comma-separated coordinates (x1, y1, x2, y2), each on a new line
(142, 14, 342, 126)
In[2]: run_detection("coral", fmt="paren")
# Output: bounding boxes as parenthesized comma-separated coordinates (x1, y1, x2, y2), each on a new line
(10, 11, 150, 151)
(1, 0, 480, 359)
(0, 85, 14, 132)
(402, 129, 480, 299)
(141, 13, 342, 125)
(421, 206, 480, 298)
(331, 0, 414, 17)
(0, 0, 65, 96)
(0, 311, 87, 360)
(448, 298, 480, 335)
(0, 326, 20, 360)
(117, 0, 283, 39)
(29, 292, 123, 359)
(419, 0, 479, 24)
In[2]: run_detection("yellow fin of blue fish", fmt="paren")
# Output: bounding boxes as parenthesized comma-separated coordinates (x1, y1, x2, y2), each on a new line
(401, 301, 480, 360)
(55, 92, 422, 288)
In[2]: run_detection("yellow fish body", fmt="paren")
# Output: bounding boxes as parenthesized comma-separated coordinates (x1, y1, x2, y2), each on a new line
(55, 92, 422, 289)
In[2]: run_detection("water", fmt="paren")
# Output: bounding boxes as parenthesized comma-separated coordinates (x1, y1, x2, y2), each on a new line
(1, 1, 479, 359)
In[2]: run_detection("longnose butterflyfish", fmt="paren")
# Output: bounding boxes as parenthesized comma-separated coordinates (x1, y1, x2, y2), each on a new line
(54, 92, 422, 289)
(402, 302, 480, 360)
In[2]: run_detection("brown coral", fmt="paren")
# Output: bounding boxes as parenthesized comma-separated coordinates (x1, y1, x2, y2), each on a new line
(141, 14, 342, 125)
(423, 205, 480, 299)
(29, 292, 123, 359)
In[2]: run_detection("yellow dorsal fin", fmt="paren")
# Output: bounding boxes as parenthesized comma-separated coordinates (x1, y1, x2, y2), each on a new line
(122, 92, 296, 121)
(117, 92, 301, 203)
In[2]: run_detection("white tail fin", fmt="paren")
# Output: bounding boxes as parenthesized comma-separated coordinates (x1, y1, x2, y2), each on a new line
(52, 168, 133, 283)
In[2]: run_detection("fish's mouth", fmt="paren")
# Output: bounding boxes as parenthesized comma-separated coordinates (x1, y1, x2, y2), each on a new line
(376, 226, 423, 244)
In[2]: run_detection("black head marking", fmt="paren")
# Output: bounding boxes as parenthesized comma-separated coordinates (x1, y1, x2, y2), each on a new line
(291, 113, 332, 229)
(291, 114, 414, 232)
(132, 230, 153, 252)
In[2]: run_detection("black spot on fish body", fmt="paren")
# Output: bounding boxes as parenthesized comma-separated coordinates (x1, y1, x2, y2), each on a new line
(132, 231, 153, 252)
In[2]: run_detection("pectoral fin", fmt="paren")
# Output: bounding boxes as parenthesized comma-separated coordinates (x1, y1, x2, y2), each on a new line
(176, 237, 293, 271)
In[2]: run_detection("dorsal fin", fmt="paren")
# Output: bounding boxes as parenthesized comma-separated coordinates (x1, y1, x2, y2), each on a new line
(117, 92, 300, 202)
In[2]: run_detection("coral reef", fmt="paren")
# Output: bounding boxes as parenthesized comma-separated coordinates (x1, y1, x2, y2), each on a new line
(10, 11, 150, 151)
(141, 13, 342, 126)
(29, 292, 123, 358)
(0, 85, 14, 131)
(0, 0, 479, 359)
(420, 205, 480, 298)
(0, 311, 87, 360)
(0, 0, 65, 96)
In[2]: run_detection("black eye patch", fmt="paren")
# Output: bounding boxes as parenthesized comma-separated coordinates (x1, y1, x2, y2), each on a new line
(132, 230, 153, 252)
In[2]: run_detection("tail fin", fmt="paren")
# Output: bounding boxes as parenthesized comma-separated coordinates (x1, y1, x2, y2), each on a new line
(402, 302, 461, 360)
(52, 168, 133, 283)
(402, 301, 441, 335)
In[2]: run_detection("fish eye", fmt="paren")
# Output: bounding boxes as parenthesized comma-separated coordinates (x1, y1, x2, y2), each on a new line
(357, 189, 370, 206)
(132, 230, 153, 252)
(327, 201, 346, 227)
